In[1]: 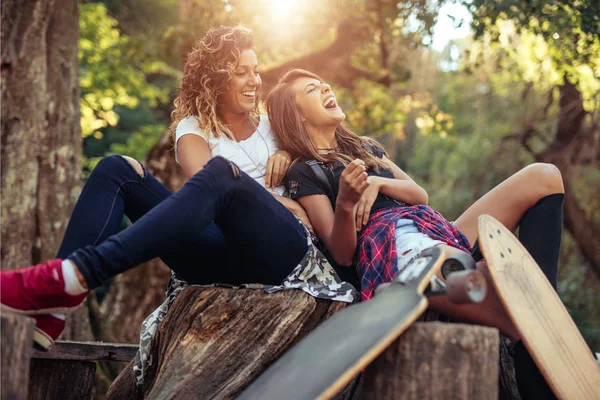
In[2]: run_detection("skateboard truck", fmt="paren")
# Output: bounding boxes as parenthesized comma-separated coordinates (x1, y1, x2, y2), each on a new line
(377, 249, 486, 304)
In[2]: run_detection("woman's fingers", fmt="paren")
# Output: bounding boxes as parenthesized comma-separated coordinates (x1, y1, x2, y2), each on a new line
(356, 201, 365, 230)
(361, 201, 372, 227)
(273, 156, 286, 186)
(265, 156, 275, 188)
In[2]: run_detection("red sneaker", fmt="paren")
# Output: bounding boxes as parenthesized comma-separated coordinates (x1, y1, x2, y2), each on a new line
(32, 314, 65, 350)
(0, 259, 87, 315)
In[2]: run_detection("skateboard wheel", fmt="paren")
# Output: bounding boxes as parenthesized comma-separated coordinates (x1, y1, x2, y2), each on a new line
(441, 252, 477, 279)
(446, 270, 487, 304)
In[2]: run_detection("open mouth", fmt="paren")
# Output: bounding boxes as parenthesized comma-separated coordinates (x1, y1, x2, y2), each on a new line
(323, 96, 338, 109)
(242, 91, 256, 99)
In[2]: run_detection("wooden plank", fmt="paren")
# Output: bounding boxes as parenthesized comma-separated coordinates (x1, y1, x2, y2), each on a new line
(31, 341, 137, 362)
(29, 360, 95, 400)
(1, 313, 35, 400)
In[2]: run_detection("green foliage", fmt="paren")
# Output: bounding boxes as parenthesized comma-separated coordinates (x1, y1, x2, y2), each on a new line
(110, 124, 166, 161)
(79, 3, 176, 139)
(465, 0, 600, 79)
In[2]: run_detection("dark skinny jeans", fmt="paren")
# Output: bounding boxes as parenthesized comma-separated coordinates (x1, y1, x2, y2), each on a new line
(60, 155, 307, 288)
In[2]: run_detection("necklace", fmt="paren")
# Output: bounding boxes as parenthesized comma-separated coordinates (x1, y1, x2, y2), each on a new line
(234, 119, 270, 171)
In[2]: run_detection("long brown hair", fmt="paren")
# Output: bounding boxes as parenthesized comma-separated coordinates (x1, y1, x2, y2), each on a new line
(266, 69, 388, 171)
(170, 25, 259, 140)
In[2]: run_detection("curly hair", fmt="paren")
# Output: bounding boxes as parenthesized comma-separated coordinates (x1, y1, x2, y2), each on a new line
(171, 25, 259, 140)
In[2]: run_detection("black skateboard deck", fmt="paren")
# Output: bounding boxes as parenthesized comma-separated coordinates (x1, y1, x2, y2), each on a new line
(239, 246, 485, 400)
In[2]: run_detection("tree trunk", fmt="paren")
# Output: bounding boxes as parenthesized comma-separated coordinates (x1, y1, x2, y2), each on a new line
(1, 314, 35, 400)
(535, 80, 600, 277)
(362, 322, 499, 400)
(1, 0, 82, 269)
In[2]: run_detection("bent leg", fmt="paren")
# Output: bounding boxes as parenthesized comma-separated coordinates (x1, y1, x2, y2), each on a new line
(57, 155, 172, 258)
(453, 163, 564, 245)
(69, 157, 307, 288)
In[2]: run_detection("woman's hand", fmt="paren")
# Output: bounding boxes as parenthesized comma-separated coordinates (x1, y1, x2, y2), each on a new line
(337, 159, 369, 211)
(290, 203, 314, 233)
(356, 176, 380, 230)
(265, 150, 292, 188)
(272, 194, 314, 232)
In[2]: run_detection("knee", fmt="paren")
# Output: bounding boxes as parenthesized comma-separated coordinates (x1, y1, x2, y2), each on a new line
(92, 155, 145, 179)
(524, 163, 564, 195)
(120, 156, 145, 178)
(203, 156, 241, 179)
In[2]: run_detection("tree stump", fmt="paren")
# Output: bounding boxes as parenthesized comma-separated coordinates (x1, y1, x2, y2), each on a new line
(28, 359, 95, 400)
(363, 322, 499, 400)
(106, 287, 522, 400)
(106, 287, 350, 399)
(1, 313, 35, 400)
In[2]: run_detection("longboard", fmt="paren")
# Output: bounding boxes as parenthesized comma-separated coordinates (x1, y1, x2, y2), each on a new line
(478, 214, 600, 399)
(238, 246, 486, 400)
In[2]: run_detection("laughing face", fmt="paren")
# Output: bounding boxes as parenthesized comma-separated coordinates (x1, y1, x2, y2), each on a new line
(292, 76, 345, 129)
(219, 49, 261, 114)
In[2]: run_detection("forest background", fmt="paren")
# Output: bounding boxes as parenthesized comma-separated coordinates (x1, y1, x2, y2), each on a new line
(2, 0, 598, 396)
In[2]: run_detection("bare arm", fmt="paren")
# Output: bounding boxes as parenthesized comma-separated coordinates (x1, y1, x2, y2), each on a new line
(354, 156, 428, 229)
(177, 135, 213, 179)
(272, 193, 314, 232)
(297, 195, 357, 266)
(296, 160, 369, 266)
(378, 155, 428, 205)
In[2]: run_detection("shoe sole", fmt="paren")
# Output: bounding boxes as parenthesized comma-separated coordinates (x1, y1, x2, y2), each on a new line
(33, 328, 54, 350)
(0, 302, 82, 315)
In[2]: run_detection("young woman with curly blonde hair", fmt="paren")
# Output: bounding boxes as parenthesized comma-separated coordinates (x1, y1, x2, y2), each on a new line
(1, 27, 357, 356)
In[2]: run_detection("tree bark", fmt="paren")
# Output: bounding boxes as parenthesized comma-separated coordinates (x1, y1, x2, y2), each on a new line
(362, 322, 499, 400)
(1, 0, 82, 269)
(106, 287, 351, 400)
(106, 289, 521, 400)
(1, 313, 35, 400)
(29, 360, 96, 400)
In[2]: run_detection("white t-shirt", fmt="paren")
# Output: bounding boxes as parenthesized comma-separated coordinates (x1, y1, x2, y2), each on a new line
(175, 115, 285, 195)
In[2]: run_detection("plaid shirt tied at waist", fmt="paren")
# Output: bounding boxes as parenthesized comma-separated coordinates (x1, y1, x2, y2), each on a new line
(356, 205, 472, 301)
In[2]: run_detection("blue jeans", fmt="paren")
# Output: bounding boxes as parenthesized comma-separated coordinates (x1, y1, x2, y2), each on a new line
(67, 156, 308, 288)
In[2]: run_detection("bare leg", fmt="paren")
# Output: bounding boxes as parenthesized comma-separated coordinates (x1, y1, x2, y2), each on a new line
(453, 163, 564, 246)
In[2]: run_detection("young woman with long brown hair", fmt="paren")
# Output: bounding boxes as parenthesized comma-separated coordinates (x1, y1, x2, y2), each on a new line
(1, 27, 357, 365)
(266, 68, 568, 399)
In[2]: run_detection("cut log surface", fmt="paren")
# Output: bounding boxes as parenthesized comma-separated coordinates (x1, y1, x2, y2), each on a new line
(1, 313, 35, 400)
(363, 322, 499, 400)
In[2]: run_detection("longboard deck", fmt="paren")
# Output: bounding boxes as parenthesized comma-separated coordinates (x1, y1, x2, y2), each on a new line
(478, 215, 600, 399)
(238, 246, 449, 400)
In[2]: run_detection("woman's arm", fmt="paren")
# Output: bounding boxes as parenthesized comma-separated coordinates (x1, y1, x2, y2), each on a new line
(297, 160, 369, 266)
(378, 155, 428, 205)
(177, 135, 213, 179)
(355, 156, 428, 229)
(273, 193, 314, 232)
(297, 195, 357, 266)
(372, 176, 428, 206)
